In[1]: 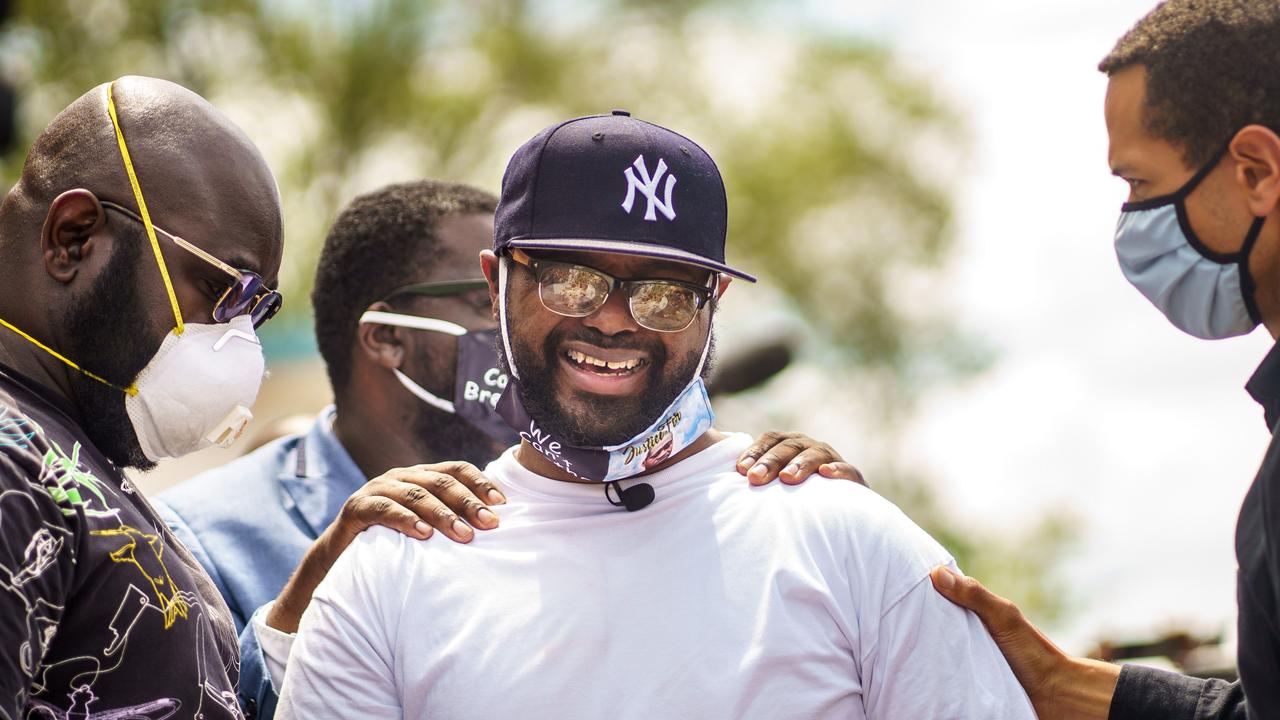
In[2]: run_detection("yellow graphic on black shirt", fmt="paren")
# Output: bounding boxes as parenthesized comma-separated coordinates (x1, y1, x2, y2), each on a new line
(91, 525, 190, 629)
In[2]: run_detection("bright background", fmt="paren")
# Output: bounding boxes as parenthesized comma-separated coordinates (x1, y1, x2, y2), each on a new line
(831, 0, 1274, 651)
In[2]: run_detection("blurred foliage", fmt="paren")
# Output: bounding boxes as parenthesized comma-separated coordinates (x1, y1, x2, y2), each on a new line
(0, 0, 1069, 621)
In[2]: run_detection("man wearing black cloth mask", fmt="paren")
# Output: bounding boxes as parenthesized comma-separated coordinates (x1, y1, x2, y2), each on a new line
(276, 112, 1033, 719)
(0, 76, 282, 717)
(158, 180, 859, 719)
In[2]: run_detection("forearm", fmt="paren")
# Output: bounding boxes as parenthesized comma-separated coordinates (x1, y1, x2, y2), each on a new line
(265, 531, 345, 633)
(1046, 657, 1121, 719)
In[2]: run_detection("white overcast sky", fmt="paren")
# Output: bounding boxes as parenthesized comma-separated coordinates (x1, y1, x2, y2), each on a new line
(802, 0, 1276, 650)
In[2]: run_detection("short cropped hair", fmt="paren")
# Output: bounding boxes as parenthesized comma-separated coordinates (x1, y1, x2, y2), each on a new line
(1099, 0, 1280, 167)
(312, 180, 497, 397)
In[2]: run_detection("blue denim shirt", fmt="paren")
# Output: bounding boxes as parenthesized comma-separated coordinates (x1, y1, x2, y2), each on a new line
(153, 406, 366, 720)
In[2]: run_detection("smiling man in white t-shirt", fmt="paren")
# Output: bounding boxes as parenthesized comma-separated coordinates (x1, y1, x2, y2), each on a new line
(275, 111, 1035, 719)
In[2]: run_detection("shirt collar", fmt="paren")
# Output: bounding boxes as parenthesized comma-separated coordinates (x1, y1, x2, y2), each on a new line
(278, 405, 368, 536)
(0, 361, 83, 426)
(1246, 339, 1280, 432)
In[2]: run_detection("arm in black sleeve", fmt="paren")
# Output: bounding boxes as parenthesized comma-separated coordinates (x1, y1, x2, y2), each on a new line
(1108, 664, 1247, 720)
(0, 451, 76, 717)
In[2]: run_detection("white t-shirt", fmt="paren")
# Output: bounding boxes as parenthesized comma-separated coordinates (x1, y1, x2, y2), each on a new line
(276, 433, 1034, 719)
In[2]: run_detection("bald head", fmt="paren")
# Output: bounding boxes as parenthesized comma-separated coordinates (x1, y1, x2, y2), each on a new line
(1, 75, 282, 273)
(0, 76, 285, 469)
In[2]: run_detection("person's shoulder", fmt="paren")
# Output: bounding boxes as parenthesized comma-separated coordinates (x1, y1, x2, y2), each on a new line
(713, 465, 952, 580)
(350, 524, 417, 554)
(321, 525, 432, 596)
(336, 525, 473, 592)
(731, 473, 910, 534)
(0, 392, 67, 489)
(0, 395, 84, 536)
(0, 401, 45, 457)
(707, 445, 883, 516)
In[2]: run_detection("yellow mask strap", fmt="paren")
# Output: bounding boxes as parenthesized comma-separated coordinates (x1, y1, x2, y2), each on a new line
(0, 317, 137, 396)
(106, 81, 184, 335)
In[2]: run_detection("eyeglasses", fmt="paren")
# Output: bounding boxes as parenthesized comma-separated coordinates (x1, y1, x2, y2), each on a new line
(101, 201, 283, 328)
(385, 278, 489, 298)
(508, 249, 715, 332)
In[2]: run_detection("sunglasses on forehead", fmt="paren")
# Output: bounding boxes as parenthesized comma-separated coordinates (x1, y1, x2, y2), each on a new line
(101, 201, 284, 329)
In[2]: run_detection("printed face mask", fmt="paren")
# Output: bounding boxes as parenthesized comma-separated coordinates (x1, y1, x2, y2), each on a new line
(1114, 144, 1265, 339)
(493, 258, 716, 482)
(358, 311, 521, 447)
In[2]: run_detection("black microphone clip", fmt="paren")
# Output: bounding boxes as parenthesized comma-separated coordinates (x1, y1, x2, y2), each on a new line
(604, 480, 655, 512)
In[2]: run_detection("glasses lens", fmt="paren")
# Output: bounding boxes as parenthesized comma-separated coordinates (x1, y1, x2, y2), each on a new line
(538, 264, 611, 316)
(250, 291, 283, 328)
(629, 282, 700, 332)
(213, 273, 265, 323)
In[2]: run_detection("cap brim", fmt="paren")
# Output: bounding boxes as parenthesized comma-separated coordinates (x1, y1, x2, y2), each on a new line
(506, 238, 757, 282)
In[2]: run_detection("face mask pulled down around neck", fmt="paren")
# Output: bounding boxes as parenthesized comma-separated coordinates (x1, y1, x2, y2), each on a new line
(492, 258, 716, 483)
(124, 315, 265, 461)
(1114, 146, 1266, 340)
(358, 311, 521, 447)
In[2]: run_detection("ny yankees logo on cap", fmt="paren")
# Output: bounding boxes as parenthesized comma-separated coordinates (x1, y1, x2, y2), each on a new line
(621, 155, 677, 221)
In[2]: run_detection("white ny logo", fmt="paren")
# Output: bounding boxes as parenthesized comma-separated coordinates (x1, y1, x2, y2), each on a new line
(621, 154, 677, 221)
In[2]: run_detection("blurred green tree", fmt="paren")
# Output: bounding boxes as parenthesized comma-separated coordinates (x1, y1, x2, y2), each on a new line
(0, 0, 1071, 621)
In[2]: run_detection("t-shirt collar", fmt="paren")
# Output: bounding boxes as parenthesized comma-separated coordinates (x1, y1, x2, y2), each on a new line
(0, 360, 84, 427)
(489, 432, 747, 503)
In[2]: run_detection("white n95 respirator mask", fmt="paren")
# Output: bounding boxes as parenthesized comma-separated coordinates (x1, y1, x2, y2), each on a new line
(125, 315, 265, 461)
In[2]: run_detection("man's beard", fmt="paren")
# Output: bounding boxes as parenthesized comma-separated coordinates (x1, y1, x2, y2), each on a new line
(498, 305, 714, 448)
(411, 402, 506, 466)
(63, 226, 163, 471)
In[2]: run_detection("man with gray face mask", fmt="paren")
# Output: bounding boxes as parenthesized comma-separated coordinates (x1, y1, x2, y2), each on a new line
(0, 76, 283, 717)
(930, 2, 1280, 719)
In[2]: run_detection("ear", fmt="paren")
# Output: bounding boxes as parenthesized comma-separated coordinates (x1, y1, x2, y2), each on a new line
(41, 189, 107, 284)
(1230, 125, 1280, 217)
(713, 275, 732, 301)
(480, 249, 501, 322)
(355, 301, 407, 370)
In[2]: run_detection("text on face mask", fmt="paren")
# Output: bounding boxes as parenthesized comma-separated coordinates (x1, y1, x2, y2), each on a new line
(520, 421, 581, 480)
(463, 367, 508, 409)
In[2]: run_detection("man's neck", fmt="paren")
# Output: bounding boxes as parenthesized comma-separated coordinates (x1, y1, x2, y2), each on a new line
(0, 336, 80, 417)
(514, 428, 727, 484)
(332, 401, 458, 480)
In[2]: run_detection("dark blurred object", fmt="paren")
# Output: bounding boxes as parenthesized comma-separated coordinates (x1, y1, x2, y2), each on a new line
(0, 0, 12, 155)
(1092, 630, 1237, 681)
(707, 338, 796, 397)
(0, 82, 16, 155)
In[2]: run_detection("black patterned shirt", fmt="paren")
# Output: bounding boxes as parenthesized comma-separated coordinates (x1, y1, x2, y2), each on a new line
(0, 363, 242, 719)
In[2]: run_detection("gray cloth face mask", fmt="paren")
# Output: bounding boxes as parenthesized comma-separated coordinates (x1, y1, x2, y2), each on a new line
(1114, 145, 1265, 340)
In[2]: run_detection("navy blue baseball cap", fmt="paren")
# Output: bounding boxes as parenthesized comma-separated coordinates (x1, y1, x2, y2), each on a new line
(493, 110, 756, 282)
